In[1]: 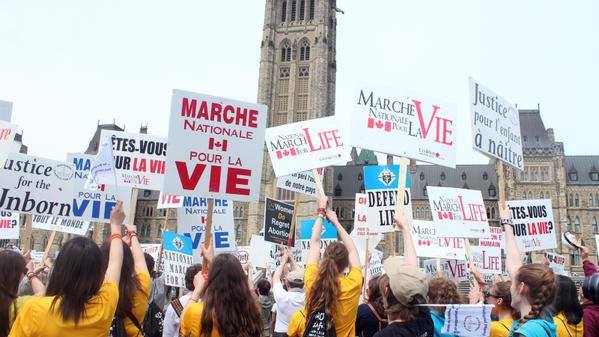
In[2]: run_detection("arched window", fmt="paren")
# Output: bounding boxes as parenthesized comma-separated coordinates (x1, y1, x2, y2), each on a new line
(280, 40, 291, 62)
(522, 192, 527, 199)
(571, 250, 581, 266)
(299, 39, 310, 61)
(281, 1, 287, 22)
(358, 173, 363, 181)
(590, 194, 594, 208)
(575, 194, 580, 207)
(567, 218, 572, 232)
(461, 172, 467, 181)
(240, 207, 244, 218)
(291, 0, 297, 21)
(596, 194, 599, 207)
(486, 207, 490, 219)
(482, 172, 488, 181)
(569, 194, 574, 207)
(440, 172, 446, 181)
(488, 184, 496, 197)
(423, 187, 428, 197)
(491, 208, 496, 219)
(592, 217, 598, 234)
(528, 192, 533, 199)
(299, 0, 305, 20)
(575, 217, 581, 233)
(309, 0, 315, 20)
(419, 172, 425, 181)
(540, 192, 544, 199)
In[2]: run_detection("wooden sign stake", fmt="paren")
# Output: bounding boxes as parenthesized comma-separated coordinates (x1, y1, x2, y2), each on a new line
(287, 193, 301, 247)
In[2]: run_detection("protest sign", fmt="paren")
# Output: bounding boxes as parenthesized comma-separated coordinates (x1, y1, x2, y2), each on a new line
(264, 198, 294, 245)
(164, 89, 267, 202)
(30, 250, 44, 264)
(0, 100, 12, 122)
(470, 246, 502, 275)
(443, 304, 493, 337)
(0, 120, 18, 165)
(157, 192, 183, 209)
(505, 199, 556, 252)
(428, 186, 490, 238)
(363, 165, 412, 233)
(68, 153, 132, 223)
(248, 235, 303, 270)
(177, 197, 236, 262)
(163, 231, 194, 287)
(84, 136, 115, 191)
(354, 235, 384, 264)
(0, 211, 20, 239)
(545, 252, 566, 275)
(100, 129, 167, 190)
(236, 246, 251, 265)
(423, 258, 470, 282)
(469, 78, 523, 170)
(478, 226, 504, 249)
(141, 243, 162, 271)
(411, 220, 466, 260)
(265, 116, 350, 177)
(31, 214, 90, 236)
(352, 193, 379, 238)
(276, 171, 317, 197)
(0, 153, 76, 218)
(300, 219, 337, 263)
(349, 84, 457, 168)
(368, 250, 384, 277)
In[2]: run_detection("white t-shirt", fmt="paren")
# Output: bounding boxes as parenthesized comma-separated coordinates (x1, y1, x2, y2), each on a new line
(163, 294, 190, 337)
(272, 282, 306, 333)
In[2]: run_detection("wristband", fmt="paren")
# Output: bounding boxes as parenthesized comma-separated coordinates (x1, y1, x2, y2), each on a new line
(317, 208, 326, 214)
(202, 269, 209, 280)
(125, 230, 138, 238)
(27, 272, 37, 281)
(317, 214, 326, 221)
(111, 233, 123, 241)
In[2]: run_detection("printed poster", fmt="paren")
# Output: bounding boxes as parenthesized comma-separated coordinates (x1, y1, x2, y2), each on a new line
(505, 199, 556, 252)
(411, 220, 466, 260)
(428, 186, 491, 238)
(0, 211, 20, 239)
(163, 231, 194, 287)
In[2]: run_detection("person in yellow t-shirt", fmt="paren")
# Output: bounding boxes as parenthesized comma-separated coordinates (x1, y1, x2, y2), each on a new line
(8, 200, 127, 337)
(287, 195, 362, 337)
(180, 246, 263, 337)
(101, 224, 151, 337)
(481, 281, 517, 337)
(552, 275, 584, 337)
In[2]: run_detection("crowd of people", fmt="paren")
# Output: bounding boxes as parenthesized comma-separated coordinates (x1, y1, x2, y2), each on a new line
(1, 196, 599, 337)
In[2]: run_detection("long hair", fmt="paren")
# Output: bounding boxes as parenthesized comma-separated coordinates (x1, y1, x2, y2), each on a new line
(552, 275, 583, 325)
(0, 251, 26, 337)
(493, 281, 519, 319)
(199, 254, 262, 337)
(511, 264, 557, 333)
(101, 241, 143, 320)
(46, 237, 104, 324)
(427, 277, 462, 315)
(379, 274, 426, 321)
(305, 242, 349, 321)
(367, 276, 384, 316)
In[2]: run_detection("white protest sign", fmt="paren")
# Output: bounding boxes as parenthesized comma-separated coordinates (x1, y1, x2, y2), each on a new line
(469, 78, 523, 170)
(177, 197, 236, 262)
(354, 235, 384, 264)
(545, 252, 566, 276)
(428, 186, 490, 238)
(479, 226, 504, 249)
(276, 171, 317, 197)
(300, 219, 337, 264)
(32, 215, 90, 236)
(363, 165, 413, 233)
(423, 258, 470, 282)
(157, 192, 183, 209)
(165, 89, 267, 202)
(470, 246, 502, 275)
(248, 235, 302, 270)
(163, 231, 194, 287)
(265, 116, 350, 177)
(0, 153, 76, 218)
(67, 153, 132, 223)
(368, 250, 384, 277)
(349, 84, 457, 168)
(0, 101, 12, 122)
(0, 120, 18, 165)
(411, 220, 466, 260)
(100, 130, 167, 190)
(506, 199, 556, 252)
(443, 304, 493, 337)
(0, 211, 20, 239)
(352, 193, 379, 238)
(141, 243, 162, 272)
(30, 250, 44, 264)
(236, 246, 251, 265)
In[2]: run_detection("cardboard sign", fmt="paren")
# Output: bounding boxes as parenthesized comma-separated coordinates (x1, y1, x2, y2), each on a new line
(423, 258, 470, 282)
(276, 171, 317, 196)
(248, 235, 302, 270)
(0, 211, 19, 239)
(236, 245, 251, 265)
(164, 89, 267, 202)
(428, 186, 490, 238)
(0, 153, 76, 217)
(364, 165, 412, 233)
(368, 250, 384, 277)
(32, 215, 90, 236)
(0, 100, 12, 122)
(264, 198, 294, 245)
(349, 84, 457, 168)
(100, 130, 167, 190)
(469, 78, 523, 170)
(545, 252, 566, 276)
(265, 116, 350, 177)
(411, 220, 466, 260)
(478, 226, 504, 249)
(157, 192, 183, 209)
(505, 199, 556, 252)
(443, 304, 493, 337)
(67, 153, 132, 223)
(30, 250, 44, 264)
(352, 193, 379, 238)
(177, 197, 236, 262)
(163, 231, 194, 287)
(141, 243, 162, 272)
(300, 219, 337, 264)
(0, 120, 18, 165)
(470, 246, 502, 275)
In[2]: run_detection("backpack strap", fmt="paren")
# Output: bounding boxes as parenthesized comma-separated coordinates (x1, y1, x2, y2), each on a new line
(366, 303, 387, 323)
(172, 298, 184, 318)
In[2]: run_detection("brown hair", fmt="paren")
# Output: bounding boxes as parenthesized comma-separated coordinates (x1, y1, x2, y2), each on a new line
(493, 281, 519, 319)
(427, 277, 462, 315)
(511, 264, 557, 333)
(305, 242, 349, 323)
(379, 274, 424, 321)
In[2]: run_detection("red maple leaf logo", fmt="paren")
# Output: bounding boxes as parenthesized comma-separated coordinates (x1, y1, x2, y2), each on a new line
(375, 120, 384, 129)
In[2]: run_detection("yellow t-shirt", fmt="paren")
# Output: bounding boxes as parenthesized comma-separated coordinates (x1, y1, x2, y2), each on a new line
(8, 280, 118, 337)
(180, 302, 220, 337)
(490, 319, 513, 337)
(288, 263, 362, 337)
(8, 296, 33, 331)
(124, 272, 151, 337)
(554, 312, 583, 337)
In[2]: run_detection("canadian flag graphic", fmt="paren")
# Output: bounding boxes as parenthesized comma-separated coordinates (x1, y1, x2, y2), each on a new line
(276, 148, 298, 159)
(438, 211, 454, 220)
(367, 118, 392, 132)
(208, 138, 228, 151)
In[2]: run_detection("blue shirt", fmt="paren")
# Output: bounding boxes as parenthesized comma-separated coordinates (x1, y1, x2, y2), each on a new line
(430, 310, 459, 337)
(509, 317, 557, 337)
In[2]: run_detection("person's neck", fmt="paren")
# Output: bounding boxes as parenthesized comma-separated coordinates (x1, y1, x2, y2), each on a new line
(388, 315, 405, 323)
(498, 308, 513, 321)
(517, 302, 532, 321)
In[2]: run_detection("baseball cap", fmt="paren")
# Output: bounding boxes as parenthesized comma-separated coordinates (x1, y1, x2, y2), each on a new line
(287, 270, 304, 283)
(383, 256, 428, 305)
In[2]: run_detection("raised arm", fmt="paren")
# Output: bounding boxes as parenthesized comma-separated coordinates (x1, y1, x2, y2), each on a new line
(326, 209, 360, 268)
(307, 195, 328, 265)
(501, 204, 522, 279)
(25, 258, 46, 296)
(288, 250, 300, 271)
(273, 253, 289, 284)
(394, 213, 417, 268)
(105, 201, 126, 284)
(124, 224, 148, 274)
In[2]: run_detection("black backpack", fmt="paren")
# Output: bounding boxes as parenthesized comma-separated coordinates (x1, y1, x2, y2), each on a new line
(142, 301, 164, 337)
(302, 308, 336, 337)
(108, 313, 143, 337)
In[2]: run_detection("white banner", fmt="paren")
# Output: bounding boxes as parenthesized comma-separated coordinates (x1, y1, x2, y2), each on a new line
(411, 220, 466, 260)
(478, 226, 504, 249)
(428, 186, 490, 238)
(469, 78, 523, 170)
(32, 214, 90, 236)
(423, 258, 470, 282)
(265, 116, 350, 177)
(505, 199, 557, 252)
(157, 192, 183, 209)
(276, 171, 318, 197)
(0, 211, 20, 239)
(443, 304, 493, 337)
(470, 246, 502, 275)
(349, 84, 457, 168)
(545, 252, 566, 276)
(352, 193, 379, 238)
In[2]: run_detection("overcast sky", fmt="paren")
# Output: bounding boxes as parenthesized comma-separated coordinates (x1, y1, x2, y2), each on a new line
(1, 0, 597, 165)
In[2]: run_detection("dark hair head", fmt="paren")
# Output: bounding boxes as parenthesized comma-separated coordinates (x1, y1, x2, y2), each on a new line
(101, 240, 142, 318)
(512, 264, 557, 332)
(185, 264, 202, 291)
(0, 250, 26, 337)
(553, 275, 583, 325)
(427, 277, 462, 314)
(367, 276, 384, 315)
(257, 279, 271, 296)
(379, 274, 426, 321)
(491, 281, 519, 319)
(46, 237, 104, 324)
(583, 273, 599, 305)
(144, 253, 155, 278)
(200, 254, 262, 337)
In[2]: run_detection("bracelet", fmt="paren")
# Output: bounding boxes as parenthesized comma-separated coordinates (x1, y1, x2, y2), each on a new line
(111, 233, 122, 241)
(202, 269, 209, 280)
(317, 208, 326, 214)
(27, 272, 37, 281)
(317, 214, 326, 221)
(125, 230, 138, 238)
(189, 297, 199, 303)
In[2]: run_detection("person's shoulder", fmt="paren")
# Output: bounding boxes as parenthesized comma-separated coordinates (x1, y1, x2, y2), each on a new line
(136, 271, 152, 289)
(101, 279, 119, 295)
(373, 324, 398, 337)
